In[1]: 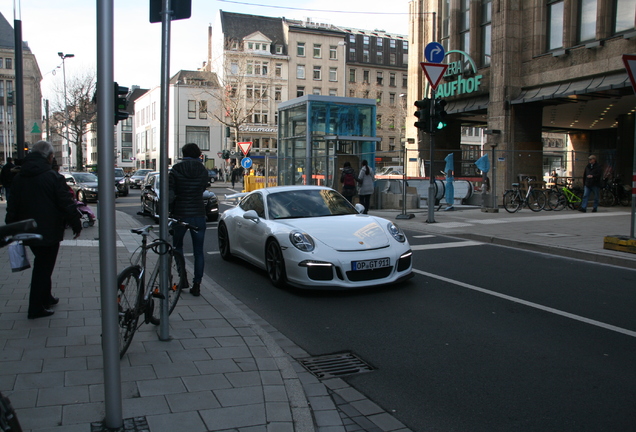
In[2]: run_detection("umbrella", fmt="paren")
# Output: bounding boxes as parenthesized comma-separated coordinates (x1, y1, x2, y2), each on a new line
(444, 153, 454, 210)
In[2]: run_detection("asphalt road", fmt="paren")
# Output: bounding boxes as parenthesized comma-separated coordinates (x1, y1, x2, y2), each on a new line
(117, 187, 636, 432)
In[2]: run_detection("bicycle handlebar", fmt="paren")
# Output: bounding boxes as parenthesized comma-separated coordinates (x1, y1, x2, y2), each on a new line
(0, 219, 37, 238)
(149, 215, 200, 232)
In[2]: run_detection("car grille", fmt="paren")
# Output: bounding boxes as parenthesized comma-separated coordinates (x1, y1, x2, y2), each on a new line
(345, 266, 393, 282)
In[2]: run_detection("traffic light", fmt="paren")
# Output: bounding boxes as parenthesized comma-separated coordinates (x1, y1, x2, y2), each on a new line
(222, 150, 230, 160)
(414, 99, 431, 133)
(433, 98, 448, 130)
(114, 82, 129, 125)
(6, 91, 14, 106)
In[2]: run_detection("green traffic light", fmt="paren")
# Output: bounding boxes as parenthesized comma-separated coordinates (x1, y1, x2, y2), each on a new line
(436, 121, 447, 130)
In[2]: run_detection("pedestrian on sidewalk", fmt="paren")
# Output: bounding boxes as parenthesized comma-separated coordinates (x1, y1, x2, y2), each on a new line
(357, 160, 375, 214)
(169, 143, 209, 296)
(580, 154, 602, 213)
(340, 161, 357, 204)
(5, 141, 82, 319)
(1, 157, 15, 200)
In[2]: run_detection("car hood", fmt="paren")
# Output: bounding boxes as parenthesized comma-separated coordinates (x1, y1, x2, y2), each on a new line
(78, 182, 99, 188)
(278, 215, 391, 251)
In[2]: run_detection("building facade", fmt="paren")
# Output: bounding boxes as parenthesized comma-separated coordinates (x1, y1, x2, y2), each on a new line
(408, 0, 636, 201)
(132, 70, 224, 171)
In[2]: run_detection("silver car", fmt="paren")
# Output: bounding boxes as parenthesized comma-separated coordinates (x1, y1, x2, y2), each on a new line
(129, 169, 154, 189)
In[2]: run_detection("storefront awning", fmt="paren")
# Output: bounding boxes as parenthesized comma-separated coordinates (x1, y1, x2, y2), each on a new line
(446, 95, 490, 114)
(510, 73, 630, 104)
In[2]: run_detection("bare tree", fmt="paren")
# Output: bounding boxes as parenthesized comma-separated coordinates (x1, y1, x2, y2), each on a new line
(51, 70, 96, 171)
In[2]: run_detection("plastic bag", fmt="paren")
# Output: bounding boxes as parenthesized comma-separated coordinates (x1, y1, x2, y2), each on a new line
(8, 241, 30, 272)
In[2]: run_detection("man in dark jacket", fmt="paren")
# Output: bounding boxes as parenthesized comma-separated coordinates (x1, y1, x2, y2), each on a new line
(1, 157, 15, 200)
(579, 154, 602, 213)
(5, 141, 82, 319)
(169, 143, 209, 296)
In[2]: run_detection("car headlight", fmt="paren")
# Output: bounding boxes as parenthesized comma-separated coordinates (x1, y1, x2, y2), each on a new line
(118, 178, 126, 184)
(290, 231, 315, 252)
(387, 222, 406, 243)
(86, 187, 97, 192)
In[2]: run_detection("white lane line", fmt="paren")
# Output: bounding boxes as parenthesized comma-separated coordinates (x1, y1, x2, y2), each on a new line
(410, 240, 482, 250)
(413, 269, 636, 338)
(413, 235, 436, 239)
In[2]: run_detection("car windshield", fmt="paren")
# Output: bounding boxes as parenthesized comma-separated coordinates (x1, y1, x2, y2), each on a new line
(267, 189, 358, 219)
(114, 169, 125, 177)
(73, 173, 98, 183)
(134, 170, 151, 177)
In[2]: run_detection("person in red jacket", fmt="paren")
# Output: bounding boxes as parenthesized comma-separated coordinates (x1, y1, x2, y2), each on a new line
(5, 141, 82, 319)
(579, 154, 602, 213)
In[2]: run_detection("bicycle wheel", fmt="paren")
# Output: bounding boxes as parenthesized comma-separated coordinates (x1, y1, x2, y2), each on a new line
(619, 190, 631, 207)
(503, 190, 522, 213)
(116, 266, 142, 359)
(527, 189, 546, 212)
(547, 190, 566, 211)
(567, 189, 583, 210)
(600, 189, 615, 207)
(149, 249, 187, 325)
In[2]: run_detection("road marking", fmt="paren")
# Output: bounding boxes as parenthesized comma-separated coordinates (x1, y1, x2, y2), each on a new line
(410, 240, 482, 250)
(413, 235, 436, 238)
(413, 269, 636, 338)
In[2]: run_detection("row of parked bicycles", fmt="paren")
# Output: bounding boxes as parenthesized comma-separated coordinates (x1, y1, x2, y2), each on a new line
(503, 176, 632, 213)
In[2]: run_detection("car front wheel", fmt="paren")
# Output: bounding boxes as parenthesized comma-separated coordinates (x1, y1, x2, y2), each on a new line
(218, 222, 232, 261)
(265, 239, 287, 288)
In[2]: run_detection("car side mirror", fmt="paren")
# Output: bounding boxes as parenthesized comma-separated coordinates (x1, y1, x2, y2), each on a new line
(243, 210, 260, 222)
(354, 203, 366, 214)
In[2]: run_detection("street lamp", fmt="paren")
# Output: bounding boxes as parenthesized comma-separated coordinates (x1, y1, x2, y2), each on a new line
(58, 52, 74, 171)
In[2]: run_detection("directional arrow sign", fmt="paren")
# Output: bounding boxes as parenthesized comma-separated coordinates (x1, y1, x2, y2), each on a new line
(623, 54, 636, 91)
(425, 42, 445, 63)
(420, 62, 449, 90)
(238, 141, 252, 156)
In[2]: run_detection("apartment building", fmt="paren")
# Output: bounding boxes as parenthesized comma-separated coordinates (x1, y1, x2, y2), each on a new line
(132, 70, 223, 170)
(208, 10, 409, 170)
(408, 0, 636, 195)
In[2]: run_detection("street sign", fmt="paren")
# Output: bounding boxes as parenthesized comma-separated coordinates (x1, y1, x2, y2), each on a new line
(241, 157, 253, 169)
(217, 152, 223, 158)
(238, 141, 252, 156)
(623, 54, 636, 91)
(420, 62, 449, 90)
(425, 42, 445, 63)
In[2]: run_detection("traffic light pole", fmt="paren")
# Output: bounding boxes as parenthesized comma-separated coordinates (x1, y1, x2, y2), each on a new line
(426, 90, 437, 223)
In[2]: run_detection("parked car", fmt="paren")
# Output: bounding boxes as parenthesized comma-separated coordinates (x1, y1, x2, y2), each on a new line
(129, 169, 154, 189)
(218, 185, 413, 289)
(64, 172, 100, 203)
(208, 169, 219, 184)
(114, 168, 129, 196)
(140, 172, 219, 222)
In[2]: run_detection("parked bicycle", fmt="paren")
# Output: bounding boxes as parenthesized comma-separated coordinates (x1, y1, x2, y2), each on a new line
(117, 218, 195, 358)
(600, 176, 631, 207)
(503, 178, 547, 213)
(547, 182, 583, 211)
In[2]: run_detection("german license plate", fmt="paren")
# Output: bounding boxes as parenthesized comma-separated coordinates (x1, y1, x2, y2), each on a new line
(351, 258, 390, 271)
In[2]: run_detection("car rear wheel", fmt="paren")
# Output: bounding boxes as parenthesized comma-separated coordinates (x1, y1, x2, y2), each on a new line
(218, 222, 232, 261)
(265, 239, 287, 288)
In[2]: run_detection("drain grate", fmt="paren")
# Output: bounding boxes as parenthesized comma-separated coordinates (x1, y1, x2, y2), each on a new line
(298, 352, 374, 379)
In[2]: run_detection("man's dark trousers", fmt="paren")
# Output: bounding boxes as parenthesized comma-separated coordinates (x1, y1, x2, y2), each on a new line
(28, 243, 60, 313)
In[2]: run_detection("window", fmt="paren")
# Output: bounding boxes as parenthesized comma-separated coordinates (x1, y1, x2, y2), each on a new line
(297, 65, 305, 79)
(349, 34, 356, 43)
(186, 126, 210, 151)
(329, 67, 337, 81)
(402, 74, 407, 87)
(329, 45, 337, 59)
(460, 0, 471, 52)
(5, 58, 11, 69)
(297, 86, 305, 97)
(376, 114, 382, 128)
(275, 63, 282, 77)
(376, 92, 383, 105)
(377, 37, 383, 47)
(313, 66, 322, 80)
(390, 53, 396, 65)
(481, 0, 492, 66)
(230, 62, 238, 74)
(313, 44, 322, 58)
(363, 70, 370, 83)
(329, 88, 337, 96)
(548, 0, 564, 50)
(349, 48, 356, 61)
(246, 61, 253, 74)
(199, 100, 207, 119)
(313, 87, 321, 95)
(188, 100, 196, 119)
(349, 68, 356, 82)
(363, 35, 370, 46)
(248, 42, 254, 50)
(297, 42, 305, 56)
(0, 81, 3, 97)
(275, 86, 282, 101)
(377, 72, 383, 85)
(390, 39, 396, 48)
(578, 0, 597, 42)
(246, 84, 254, 99)
(349, 89, 356, 97)
(276, 45, 283, 54)
(441, 0, 450, 51)
(402, 40, 408, 51)
(377, 51, 383, 63)
(363, 50, 370, 62)
(614, 0, 635, 33)
(390, 73, 396, 86)
(389, 93, 396, 105)
(0, 58, 3, 68)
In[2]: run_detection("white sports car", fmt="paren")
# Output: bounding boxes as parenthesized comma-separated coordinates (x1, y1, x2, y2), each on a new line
(218, 185, 413, 289)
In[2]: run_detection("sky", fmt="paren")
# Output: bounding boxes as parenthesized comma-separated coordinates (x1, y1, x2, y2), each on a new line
(3, 0, 411, 102)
